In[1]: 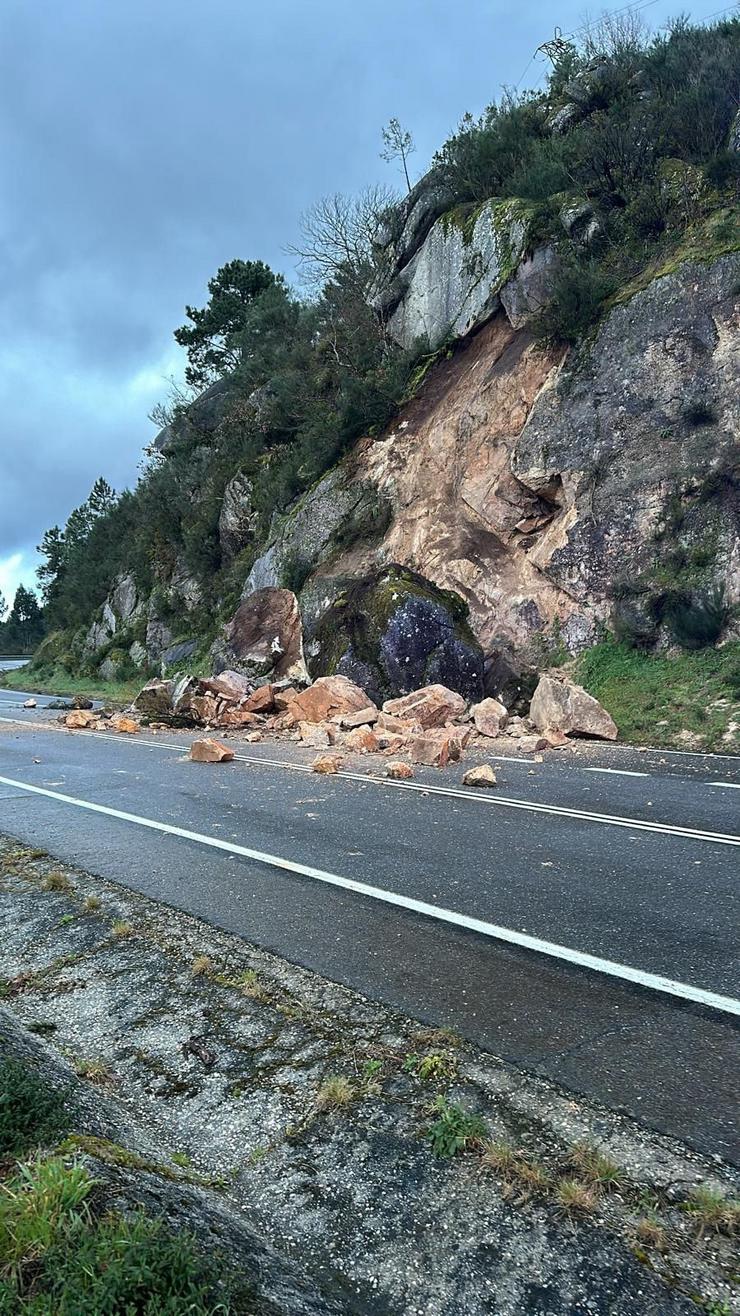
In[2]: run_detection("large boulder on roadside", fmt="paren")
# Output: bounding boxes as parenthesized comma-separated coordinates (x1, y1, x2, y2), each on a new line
(310, 566, 483, 706)
(529, 676, 617, 740)
(471, 697, 508, 738)
(134, 679, 174, 720)
(212, 588, 308, 684)
(290, 675, 375, 725)
(383, 683, 466, 730)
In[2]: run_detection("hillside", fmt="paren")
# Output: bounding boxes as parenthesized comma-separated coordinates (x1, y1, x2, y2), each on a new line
(23, 15, 740, 750)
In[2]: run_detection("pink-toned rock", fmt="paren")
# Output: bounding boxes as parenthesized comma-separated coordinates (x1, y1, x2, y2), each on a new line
(344, 726, 380, 753)
(298, 720, 337, 748)
(376, 712, 417, 736)
(380, 734, 408, 755)
(529, 676, 617, 741)
(542, 727, 569, 748)
(109, 714, 140, 734)
(273, 685, 299, 712)
(245, 730, 263, 742)
(190, 693, 221, 724)
(220, 588, 307, 683)
(385, 761, 414, 780)
(312, 753, 344, 774)
(64, 710, 98, 729)
(517, 734, 550, 753)
(291, 675, 375, 725)
(190, 738, 234, 763)
(202, 670, 252, 700)
(462, 764, 497, 788)
(218, 708, 262, 728)
(241, 683, 275, 714)
(407, 729, 462, 767)
(383, 684, 466, 730)
(446, 722, 472, 752)
(338, 706, 379, 729)
(471, 697, 508, 738)
(272, 709, 297, 732)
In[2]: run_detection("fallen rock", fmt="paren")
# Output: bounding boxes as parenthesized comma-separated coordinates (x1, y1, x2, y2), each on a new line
(72, 695, 94, 710)
(202, 670, 252, 700)
(309, 565, 484, 705)
(338, 707, 379, 729)
(385, 761, 414, 780)
(312, 753, 344, 775)
(241, 684, 275, 714)
(217, 708, 262, 729)
(214, 587, 307, 683)
(471, 698, 508, 738)
(134, 678, 174, 721)
(63, 710, 98, 729)
(542, 727, 570, 748)
(244, 731, 263, 743)
(343, 726, 380, 754)
(190, 738, 234, 763)
(376, 711, 417, 736)
(23, 698, 37, 708)
(462, 764, 498, 788)
(383, 684, 467, 730)
(298, 721, 337, 748)
(529, 676, 618, 741)
(273, 685, 299, 712)
(516, 734, 551, 753)
(291, 675, 375, 725)
(109, 714, 140, 735)
(407, 728, 461, 768)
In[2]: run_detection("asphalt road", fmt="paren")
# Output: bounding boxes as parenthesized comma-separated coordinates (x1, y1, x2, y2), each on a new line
(1, 693, 738, 1161)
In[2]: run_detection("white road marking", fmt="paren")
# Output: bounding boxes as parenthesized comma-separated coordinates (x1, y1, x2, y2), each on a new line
(1, 771, 737, 1017)
(1, 718, 738, 846)
(585, 767, 649, 778)
(707, 781, 740, 789)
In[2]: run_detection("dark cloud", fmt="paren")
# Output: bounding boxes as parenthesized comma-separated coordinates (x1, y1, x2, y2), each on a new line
(0, 0, 695, 598)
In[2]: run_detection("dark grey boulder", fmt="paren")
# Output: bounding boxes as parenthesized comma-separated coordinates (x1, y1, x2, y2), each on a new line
(309, 565, 484, 705)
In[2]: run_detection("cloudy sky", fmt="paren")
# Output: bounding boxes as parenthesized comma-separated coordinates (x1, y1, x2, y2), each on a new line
(0, 0, 717, 609)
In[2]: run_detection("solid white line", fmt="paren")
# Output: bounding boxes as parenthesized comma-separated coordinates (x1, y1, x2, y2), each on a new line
(1, 771, 737, 1017)
(585, 767, 649, 778)
(1, 717, 739, 847)
(707, 781, 740, 790)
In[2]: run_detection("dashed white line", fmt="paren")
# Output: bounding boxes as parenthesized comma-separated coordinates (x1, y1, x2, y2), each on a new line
(707, 781, 740, 790)
(0, 771, 737, 1017)
(585, 767, 649, 778)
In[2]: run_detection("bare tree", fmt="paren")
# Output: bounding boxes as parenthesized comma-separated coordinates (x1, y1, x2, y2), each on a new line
(380, 117, 416, 192)
(290, 183, 398, 291)
(580, 10, 649, 62)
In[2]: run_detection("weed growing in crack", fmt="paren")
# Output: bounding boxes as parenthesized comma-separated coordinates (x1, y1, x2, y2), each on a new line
(570, 1142, 625, 1191)
(426, 1097, 487, 1158)
(41, 871, 72, 894)
(111, 921, 134, 939)
(555, 1178, 599, 1216)
(83, 895, 101, 913)
(683, 1186, 739, 1237)
(191, 955, 213, 976)
(75, 1058, 113, 1086)
(634, 1216, 669, 1251)
(403, 1051, 457, 1083)
(315, 1076, 356, 1112)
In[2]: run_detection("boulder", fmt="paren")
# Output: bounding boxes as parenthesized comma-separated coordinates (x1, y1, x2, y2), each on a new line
(298, 721, 337, 748)
(516, 734, 551, 753)
(72, 695, 94, 710)
(310, 566, 483, 706)
(312, 753, 343, 775)
(407, 728, 462, 768)
(190, 738, 234, 763)
(338, 707, 379, 729)
(383, 684, 466, 730)
(23, 699, 36, 708)
(219, 472, 258, 562)
(63, 710, 97, 729)
(499, 244, 559, 330)
(385, 761, 414, 780)
(201, 670, 252, 701)
(529, 676, 617, 741)
(109, 714, 140, 735)
(214, 588, 308, 684)
(291, 675, 374, 725)
(471, 697, 508, 738)
(462, 764, 497, 788)
(343, 726, 380, 753)
(241, 684, 275, 714)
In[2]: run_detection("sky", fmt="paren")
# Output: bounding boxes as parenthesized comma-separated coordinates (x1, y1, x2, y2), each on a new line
(0, 0, 724, 610)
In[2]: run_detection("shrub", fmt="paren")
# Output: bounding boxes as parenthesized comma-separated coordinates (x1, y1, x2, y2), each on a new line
(534, 258, 617, 345)
(665, 586, 729, 649)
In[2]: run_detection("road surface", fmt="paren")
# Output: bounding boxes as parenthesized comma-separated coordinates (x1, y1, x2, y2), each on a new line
(1, 690, 738, 1160)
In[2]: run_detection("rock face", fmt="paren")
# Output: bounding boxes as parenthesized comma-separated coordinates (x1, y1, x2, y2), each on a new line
(375, 198, 538, 351)
(153, 377, 233, 454)
(529, 676, 618, 740)
(214, 588, 308, 683)
(219, 472, 258, 562)
(309, 566, 484, 705)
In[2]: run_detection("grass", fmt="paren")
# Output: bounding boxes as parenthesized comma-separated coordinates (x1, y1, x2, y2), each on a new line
(576, 639, 740, 752)
(83, 895, 101, 913)
(191, 954, 213, 976)
(0, 1154, 251, 1313)
(40, 871, 73, 894)
(110, 920, 134, 939)
(315, 1075, 356, 1112)
(569, 1142, 624, 1192)
(74, 1058, 113, 1086)
(0, 667, 140, 706)
(555, 1178, 599, 1216)
(683, 1186, 740, 1237)
(403, 1051, 457, 1083)
(426, 1097, 487, 1158)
